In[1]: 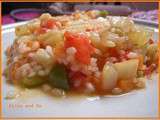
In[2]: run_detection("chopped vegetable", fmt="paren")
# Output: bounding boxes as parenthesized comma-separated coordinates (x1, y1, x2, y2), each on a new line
(145, 64, 156, 75)
(102, 63, 118, 91)
(21, 76, 46, 88)
(118, 79, 134, 92)
(138, 55, 144, 68)
(15, 25, 31, 36)
(69, 72, 87, 90)
(49, 64, 69, 90)
(89, 32, 101, 49)
(64, 31, 95, 64)
(128, 26, 153, 48)
(148, 39, 154, 44)
(38, 30, 64, 47)
(146, 44, 158, 63)
(137, 70, 144, 77)
(99, 11, 108, 17)
(35, 27, 47, 35)
(41, 19, 60, 29)
(108, 48, 120, 57)
(135, 78, 145, 88)
(114, 59, 139, 80)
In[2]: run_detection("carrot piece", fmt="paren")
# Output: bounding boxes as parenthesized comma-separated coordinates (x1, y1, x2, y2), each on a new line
(118, 79, 134, 92)
(138, 55, 144, 68)
(54, 43, 65, 58)
(41, 19, 60, 29)
(69, 72, 87, 90)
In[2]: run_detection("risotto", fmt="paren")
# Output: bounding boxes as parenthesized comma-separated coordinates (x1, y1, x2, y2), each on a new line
(5, 11, 158, 96)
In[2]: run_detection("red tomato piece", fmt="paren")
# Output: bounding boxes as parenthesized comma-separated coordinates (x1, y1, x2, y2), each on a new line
(35, 27, 47, 35)
(145, 64, 156, 75)
(149, 39, 154, 44)
(69, 72, 87, 89)
(108, 48, 120, 58)
(64, 31, 95, 64)
(41, 19, 60, 29)
(121, 51, 130, 60)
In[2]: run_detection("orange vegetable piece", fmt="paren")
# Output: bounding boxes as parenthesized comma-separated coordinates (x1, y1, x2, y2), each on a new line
(138, 55, 144, 68)
(41, 19, 60, 29)
(118, 79, 134, 92)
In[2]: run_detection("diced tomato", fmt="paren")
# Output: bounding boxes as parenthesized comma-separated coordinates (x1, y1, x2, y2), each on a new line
(35, 27, 47, 35)
(64, 31, 95, 64)
(109, 48, 131, 61)
(145, 64, 156, 76)
(69, 71, 87, 90)
(145, 67, 150, 76)
(41, 19, 60, 29)
(97, 56, 107, 70)
(108, 48, 120, 58)
(149, 39, 154, 44)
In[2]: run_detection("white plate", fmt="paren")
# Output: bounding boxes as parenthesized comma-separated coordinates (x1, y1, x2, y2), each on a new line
(132, 18, 158, 28)
(2, 23, 159, 118)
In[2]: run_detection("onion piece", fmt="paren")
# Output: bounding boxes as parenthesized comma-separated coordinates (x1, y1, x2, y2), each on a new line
(102, 63, 118, 91)
(113, 59, 139, 80)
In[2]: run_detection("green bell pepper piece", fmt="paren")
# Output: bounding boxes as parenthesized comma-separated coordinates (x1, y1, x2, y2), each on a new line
(49, 64, 69, 90)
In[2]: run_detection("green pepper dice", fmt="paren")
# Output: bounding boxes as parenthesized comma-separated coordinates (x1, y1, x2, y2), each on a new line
(49, 64, 69, 90)
(22, 76, 46, 88)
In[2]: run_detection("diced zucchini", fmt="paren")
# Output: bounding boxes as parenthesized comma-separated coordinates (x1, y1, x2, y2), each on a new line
(21, 76, 46, 88)
(128, 26, 153, 48)
(38, 30, 64, 47)
(99, 10, 108, 17)
(15, 25, 31, 36)
(137, 70, 144, 78)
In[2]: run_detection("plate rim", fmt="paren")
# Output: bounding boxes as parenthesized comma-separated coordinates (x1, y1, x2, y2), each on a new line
(2, 18, 159, 31)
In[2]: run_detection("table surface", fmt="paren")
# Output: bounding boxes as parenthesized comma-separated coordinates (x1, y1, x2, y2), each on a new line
(2, 9, 158, 25)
